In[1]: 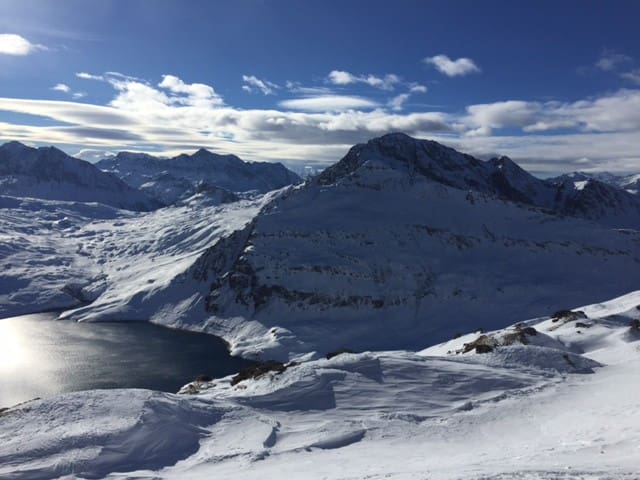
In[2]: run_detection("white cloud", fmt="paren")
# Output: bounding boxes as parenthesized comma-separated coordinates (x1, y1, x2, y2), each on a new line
(595, 50, 632, 71)
(279, 95, 379, 112)
(388, 93, 410, 112)
(242, 75, 279, 95)
(327, 70, 356, 85)
(286, 81, 335, 95)
(462, 90, 640, 136)
(2, 71, 640, 174)
(52, 83, 71, 93)
(52, 83, 88, 100)
(327, 70, 401, 90)
(157, 74, 223, 107)
(424, 54, 480, 77)
(73, 148, 116, 163)
(621, 69, 640, 85)
(76, 72, 105, 81)
(464, 100, 539, 135)
(0, 34, 45, 56)
(409, 84, 428, 93)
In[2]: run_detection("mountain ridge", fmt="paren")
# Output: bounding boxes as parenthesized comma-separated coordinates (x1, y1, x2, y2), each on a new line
(0, 141, 160, 211)
(97, 147, 302, 204)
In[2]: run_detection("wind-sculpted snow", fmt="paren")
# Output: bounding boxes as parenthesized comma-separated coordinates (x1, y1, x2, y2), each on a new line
(2, 291, 640, 479)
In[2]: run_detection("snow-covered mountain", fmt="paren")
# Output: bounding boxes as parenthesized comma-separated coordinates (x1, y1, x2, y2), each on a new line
(97, 148, 302, 203)
(547, 172, 640, 195)
(550, 170, 640, 195)
(3, 289, 640, 479)
(54, 133, 640, 361)
(0, 141, 160, 211)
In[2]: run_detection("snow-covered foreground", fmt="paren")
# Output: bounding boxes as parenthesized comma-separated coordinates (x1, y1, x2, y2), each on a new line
(1, 291, 639, 479)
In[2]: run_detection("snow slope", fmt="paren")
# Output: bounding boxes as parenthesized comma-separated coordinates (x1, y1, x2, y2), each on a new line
(1, 290, 639, 479)
(0, 142, 160, 211)
(0, 192, 276, 319)
(3, 134, 639, 360)
(62, 133, 640, 360)
(97, 148, 301, 203)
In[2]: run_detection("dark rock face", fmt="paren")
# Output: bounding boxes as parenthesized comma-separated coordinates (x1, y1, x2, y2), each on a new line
(230, 361, 287, 385)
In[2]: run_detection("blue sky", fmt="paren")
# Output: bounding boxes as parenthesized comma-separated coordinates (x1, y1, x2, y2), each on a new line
(0, 0, 639, 175)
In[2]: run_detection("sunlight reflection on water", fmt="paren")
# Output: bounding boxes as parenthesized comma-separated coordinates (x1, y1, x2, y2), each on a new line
(0, 312, 253, 408)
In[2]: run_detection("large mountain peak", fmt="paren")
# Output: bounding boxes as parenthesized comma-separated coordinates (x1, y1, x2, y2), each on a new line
(316, 133, 484, 189)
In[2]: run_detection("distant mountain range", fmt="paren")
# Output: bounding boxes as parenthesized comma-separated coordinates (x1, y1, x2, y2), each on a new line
(0, 141, 160, 211)
(96, 149, 302, 204)
(549, 171, 640, 195)
(0, 141, 302, 209)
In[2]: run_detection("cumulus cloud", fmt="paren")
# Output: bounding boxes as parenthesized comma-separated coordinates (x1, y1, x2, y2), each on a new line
(424, 54, 480, 77)
(242, 75, 279, 95)
(157, 74, 224, 107)
(327, 70, 401, 90)
(0, 34, 46, 56)
(279, 95, 379, 112)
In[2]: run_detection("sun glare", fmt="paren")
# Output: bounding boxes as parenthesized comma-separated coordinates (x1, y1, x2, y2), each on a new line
(0, 319, 30, 371)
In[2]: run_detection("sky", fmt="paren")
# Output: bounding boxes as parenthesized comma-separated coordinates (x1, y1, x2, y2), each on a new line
(0, 0, 639, 175)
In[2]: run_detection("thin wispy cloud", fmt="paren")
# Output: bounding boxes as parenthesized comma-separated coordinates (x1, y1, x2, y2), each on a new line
(388, 93, 410, 112)
(621, 69, 640, 85)
(424, 54, 480, 77)
(242, 75, 279, 95)
(76, 72, 105, 81)
(285, 81, 335, 95)
(327, 70, 401, 90)
(595, 49, 632, 71)
(0, 33, 46, 56)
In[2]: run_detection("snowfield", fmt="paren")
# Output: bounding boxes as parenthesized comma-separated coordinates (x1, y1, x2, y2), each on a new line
(0, 191, 279, 319)
(1, 291, 639, 479)
(2, 134, 640, 478)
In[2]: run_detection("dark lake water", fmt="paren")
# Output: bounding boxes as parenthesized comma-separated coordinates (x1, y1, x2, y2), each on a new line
(0, 313, 254, 408)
